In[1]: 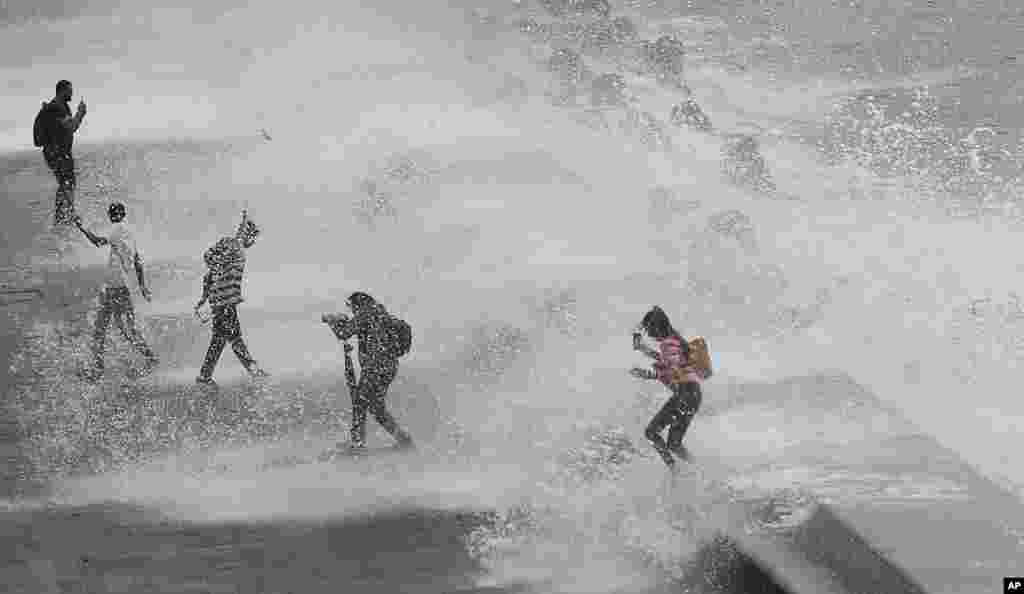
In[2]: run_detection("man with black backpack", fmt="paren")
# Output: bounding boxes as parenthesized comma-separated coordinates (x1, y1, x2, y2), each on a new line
(322, 291, 414, 454)
(34, 80, 86, 225)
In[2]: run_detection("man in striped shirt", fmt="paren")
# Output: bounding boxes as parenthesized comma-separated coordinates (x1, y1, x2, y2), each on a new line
(193, 212, 268, 385)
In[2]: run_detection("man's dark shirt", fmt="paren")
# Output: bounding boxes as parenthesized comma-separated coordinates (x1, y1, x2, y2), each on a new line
(329, 305, 398, 374)
(41, 100, 73, 152)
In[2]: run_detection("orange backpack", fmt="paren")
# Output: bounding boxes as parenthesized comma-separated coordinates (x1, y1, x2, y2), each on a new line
(686, 336, 713, 380)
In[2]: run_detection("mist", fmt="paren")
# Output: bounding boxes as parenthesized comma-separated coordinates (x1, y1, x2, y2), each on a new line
(4, 0, 1024, 589)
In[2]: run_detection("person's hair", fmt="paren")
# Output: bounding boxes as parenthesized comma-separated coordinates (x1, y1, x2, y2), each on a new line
(347, 291, 376, 311)
(640, 306, 678, 340)
(108, 202, 126, 223)
(56, 80, 71, 95)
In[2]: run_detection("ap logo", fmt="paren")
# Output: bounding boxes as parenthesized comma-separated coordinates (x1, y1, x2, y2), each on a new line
(1006, 577, 1024, 592)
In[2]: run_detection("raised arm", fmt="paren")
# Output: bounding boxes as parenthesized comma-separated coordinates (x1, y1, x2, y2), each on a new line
(72, 216, 108, 247)
(59, 100, 86, 133)
(632, 332, 659, 360)
(324, 313, 360, 341)
(636, 343, 659, 360)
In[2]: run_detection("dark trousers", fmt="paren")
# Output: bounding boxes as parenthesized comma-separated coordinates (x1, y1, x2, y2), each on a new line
(349, 364, 412, 447)
(645, 381, 702, 461)
(43, 147, 75, 222)
(90, 287, 157, 373)
(199, 305, 257, 379)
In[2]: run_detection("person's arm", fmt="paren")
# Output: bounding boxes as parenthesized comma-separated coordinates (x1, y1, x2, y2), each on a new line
(629, 366, 658, 380)
(192, 272, 212, 322)
(323, 312, 359, 341)
(632, 332, 659, 360)
(59, 100, 86, 133)
(72, 216, 108, 247)
(196, 272, 211, 309)
(134, 253, 151, 302)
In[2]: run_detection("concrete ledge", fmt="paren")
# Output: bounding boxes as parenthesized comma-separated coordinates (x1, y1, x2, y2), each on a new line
(685, 501, 928, 594)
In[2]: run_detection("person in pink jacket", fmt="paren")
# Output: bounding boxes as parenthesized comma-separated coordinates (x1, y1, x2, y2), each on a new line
(630, 306, 704, 469)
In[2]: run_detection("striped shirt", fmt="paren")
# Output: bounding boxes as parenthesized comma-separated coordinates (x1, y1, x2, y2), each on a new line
(203, 237, 246, 308)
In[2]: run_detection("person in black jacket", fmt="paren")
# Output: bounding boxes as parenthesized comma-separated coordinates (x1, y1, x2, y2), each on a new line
(323, 292, 414, 453)
(36, 80, 86, 224)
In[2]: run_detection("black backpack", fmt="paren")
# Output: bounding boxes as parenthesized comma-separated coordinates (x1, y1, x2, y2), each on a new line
(383, 315, 412, 358)
(32, 103, 49, 148)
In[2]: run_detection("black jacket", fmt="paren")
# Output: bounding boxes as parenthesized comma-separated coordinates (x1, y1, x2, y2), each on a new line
(40, 100, 74, 152)
(329, 304, 397, 373)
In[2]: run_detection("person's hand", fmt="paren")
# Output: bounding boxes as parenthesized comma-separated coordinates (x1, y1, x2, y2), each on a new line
(140, 286, 152, 302)
(77, 99, 87, 116)
(343, 342, 354, 353)
(629, 367, 649, 379)
(632, 332, 643, 351)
